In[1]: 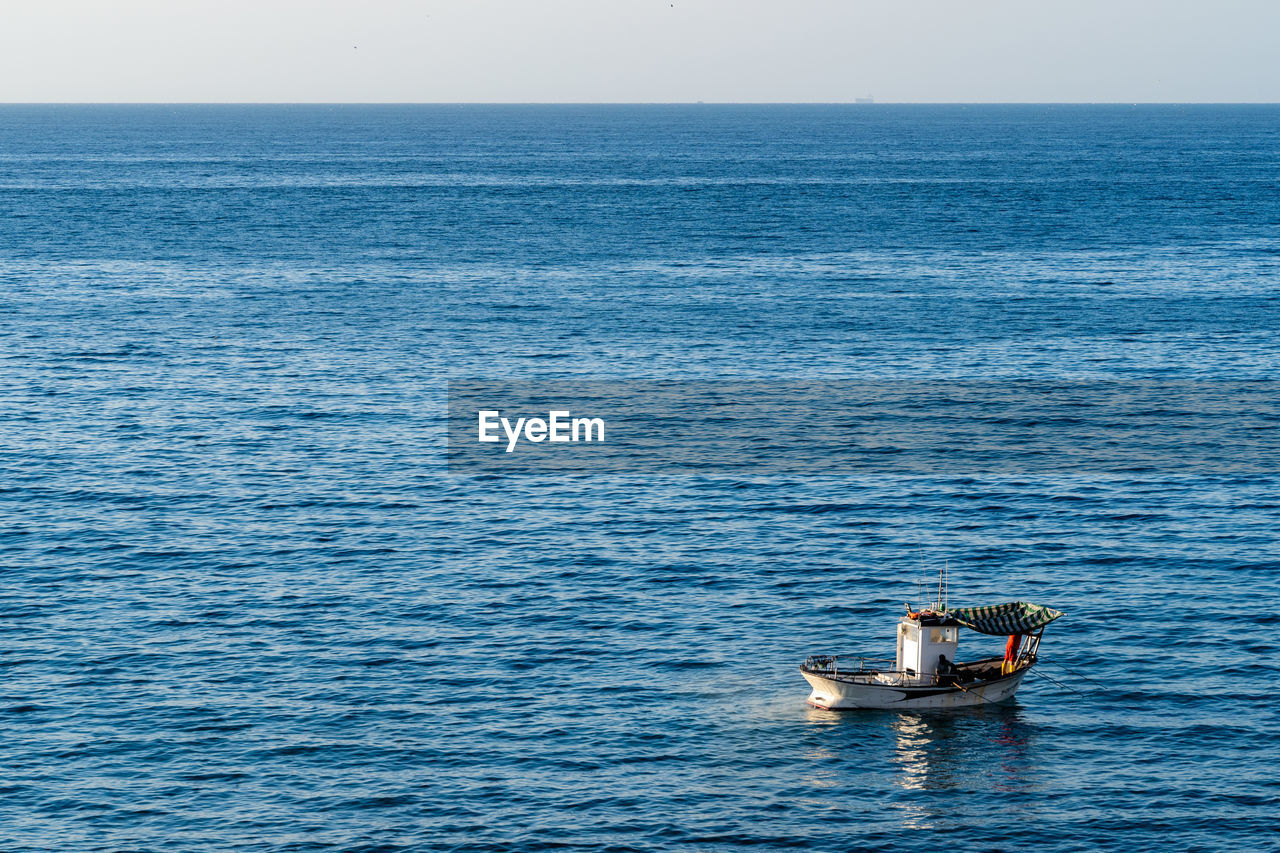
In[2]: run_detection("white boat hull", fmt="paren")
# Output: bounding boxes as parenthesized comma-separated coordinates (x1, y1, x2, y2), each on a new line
(802, 666, 1030, 710)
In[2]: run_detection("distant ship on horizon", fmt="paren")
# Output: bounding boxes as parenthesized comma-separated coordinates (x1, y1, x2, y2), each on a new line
(855, 95, 875, 104)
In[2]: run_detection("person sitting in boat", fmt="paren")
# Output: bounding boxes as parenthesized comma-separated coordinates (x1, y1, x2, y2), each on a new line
(936, 653, 959, 684)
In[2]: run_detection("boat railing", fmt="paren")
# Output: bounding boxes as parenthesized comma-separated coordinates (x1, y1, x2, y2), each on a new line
(802, 655, 897, 676)
(804, 654, 1033, 682)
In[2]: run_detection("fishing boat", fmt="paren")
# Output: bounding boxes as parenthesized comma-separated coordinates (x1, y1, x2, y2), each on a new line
(800, 600, 1064, 710)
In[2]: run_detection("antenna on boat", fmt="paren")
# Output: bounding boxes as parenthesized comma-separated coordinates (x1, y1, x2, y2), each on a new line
(930, 560, 949, 612)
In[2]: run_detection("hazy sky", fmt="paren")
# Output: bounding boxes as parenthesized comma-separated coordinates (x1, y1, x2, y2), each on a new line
(2, 0, 1278, 103)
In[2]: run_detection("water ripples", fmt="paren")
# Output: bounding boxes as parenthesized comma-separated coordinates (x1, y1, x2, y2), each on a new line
(2, 105, 1279, 851)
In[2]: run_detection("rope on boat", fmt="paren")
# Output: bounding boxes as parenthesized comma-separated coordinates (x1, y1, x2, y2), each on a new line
(1039, 657, 1107, 690)
(1034, 668, 1091, 698)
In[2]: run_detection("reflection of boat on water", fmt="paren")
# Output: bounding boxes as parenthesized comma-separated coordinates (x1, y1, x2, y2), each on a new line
(799, 703, 1039, 808)
(890, 706, 1034, 795)
(801, 599, 1064, 710)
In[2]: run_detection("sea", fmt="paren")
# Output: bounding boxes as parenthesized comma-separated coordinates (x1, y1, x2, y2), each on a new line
(1, 104, 1278, 852)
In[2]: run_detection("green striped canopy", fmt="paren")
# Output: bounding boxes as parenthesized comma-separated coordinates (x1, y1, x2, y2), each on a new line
(943, 602, 1064, 635)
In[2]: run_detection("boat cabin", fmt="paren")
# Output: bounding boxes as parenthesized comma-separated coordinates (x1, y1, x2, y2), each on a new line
(896, 615, 959, 679)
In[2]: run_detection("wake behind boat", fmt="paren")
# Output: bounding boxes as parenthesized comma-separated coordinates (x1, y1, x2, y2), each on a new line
(801, 600, 1064, 710)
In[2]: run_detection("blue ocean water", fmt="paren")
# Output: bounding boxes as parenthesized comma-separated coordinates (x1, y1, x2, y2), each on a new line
(1, 104, 1279, 851)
